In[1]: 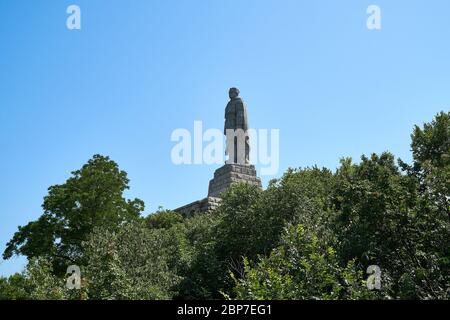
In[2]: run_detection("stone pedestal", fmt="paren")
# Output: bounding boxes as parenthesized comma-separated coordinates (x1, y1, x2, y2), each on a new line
(175, 164, 262, 217)
(208, 164, 262, 198)
(175, 197, 221, 217)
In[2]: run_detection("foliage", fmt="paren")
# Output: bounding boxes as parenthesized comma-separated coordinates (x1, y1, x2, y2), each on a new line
(3, 155, 144, 274)
(176, 211, 223, 299)
(0, 258, 75, 300)
(24, 257, 68, 300)
(233, 225, 377, 300)
(146, 209, 184, 229)
(0, 273, 29, 300)
(1, 111, 449, 300)
(83, 221, 185, 299)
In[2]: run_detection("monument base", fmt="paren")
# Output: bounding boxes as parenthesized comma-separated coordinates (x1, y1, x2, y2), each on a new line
(174, 164, 262, 216)
(175, 197, 221, 217)
(208, 163, 262, 198)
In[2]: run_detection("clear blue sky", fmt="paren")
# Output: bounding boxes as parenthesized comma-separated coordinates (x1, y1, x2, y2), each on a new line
(1, 0, 449, 276)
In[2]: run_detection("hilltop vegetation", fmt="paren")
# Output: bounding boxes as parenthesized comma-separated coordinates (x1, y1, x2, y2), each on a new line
(1, 112, 449, 300)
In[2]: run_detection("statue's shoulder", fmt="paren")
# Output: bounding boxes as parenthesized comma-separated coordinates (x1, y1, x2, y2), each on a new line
(232, 97, 244, 107)
(234, 98, 245, 110)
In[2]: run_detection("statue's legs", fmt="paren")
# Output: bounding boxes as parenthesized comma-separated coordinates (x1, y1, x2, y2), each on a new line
(225, 129, 235, 164)
(225, 128, 250, 165)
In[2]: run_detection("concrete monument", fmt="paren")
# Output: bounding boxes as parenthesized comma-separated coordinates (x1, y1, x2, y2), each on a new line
(224, 87, 250, 164)
(175, 88, 262, 216)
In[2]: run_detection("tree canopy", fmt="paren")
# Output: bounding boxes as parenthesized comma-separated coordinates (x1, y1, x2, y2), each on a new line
(1, 112, 449, 300)
(3, 155, 144, 274)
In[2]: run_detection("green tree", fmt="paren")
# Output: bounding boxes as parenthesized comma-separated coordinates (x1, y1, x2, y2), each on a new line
(399, 111, 450, 298)
(332, 153, 418, 268)
(146, 209, 183, 230)
(181, 168, 336, 299)
(331, 112, 449, 299)
(83, 221, 185, 299)
(175, 211, 223, 299)
(0, 273, 29, 300)
(408, 111, 449, 220)
(3, 155, 144, 274)
(233, 224, 376, 300)
(24, 257, 68, 300)
(183, 183, 266, 299)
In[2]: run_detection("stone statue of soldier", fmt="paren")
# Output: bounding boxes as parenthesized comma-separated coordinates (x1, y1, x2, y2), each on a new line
(224, 87, 250, 164)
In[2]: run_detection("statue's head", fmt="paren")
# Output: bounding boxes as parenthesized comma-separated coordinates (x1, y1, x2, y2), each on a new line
(229, 87, 240, 99)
